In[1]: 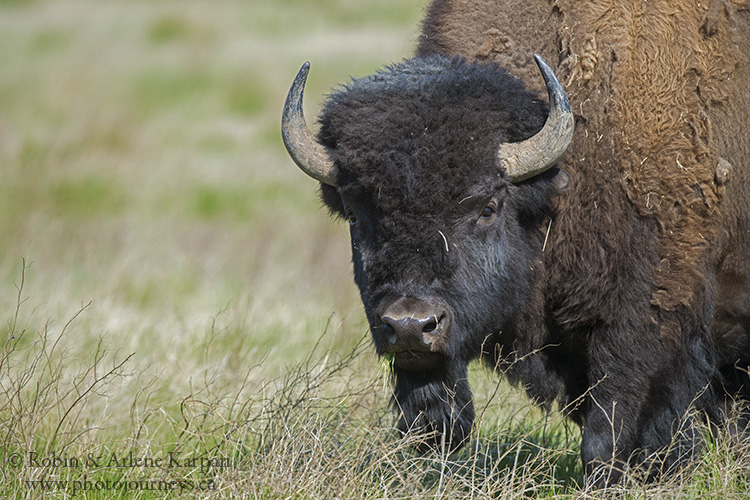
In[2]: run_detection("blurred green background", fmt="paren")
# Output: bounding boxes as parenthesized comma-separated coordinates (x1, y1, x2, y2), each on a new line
(0, 0, 425, 373)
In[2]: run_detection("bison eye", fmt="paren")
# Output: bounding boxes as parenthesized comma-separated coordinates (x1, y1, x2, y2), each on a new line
(477, 202, 498, 225)
(347, 211, 358, 225)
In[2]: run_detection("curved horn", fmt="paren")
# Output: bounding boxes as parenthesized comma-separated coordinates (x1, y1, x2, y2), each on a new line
(281, 62, 338, 186)
(497, 54, 574, 183)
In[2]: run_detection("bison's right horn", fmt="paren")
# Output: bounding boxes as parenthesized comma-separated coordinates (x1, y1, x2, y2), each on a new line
(497, 55, 574, 183)
(281, 62, 339, 187)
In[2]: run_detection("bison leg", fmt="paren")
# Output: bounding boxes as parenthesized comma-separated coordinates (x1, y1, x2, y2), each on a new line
(579, 330, 715, 486)
(579, 372, 649, 486)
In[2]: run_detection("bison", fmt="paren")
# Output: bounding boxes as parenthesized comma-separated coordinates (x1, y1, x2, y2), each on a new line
(281, 0, 750, 485)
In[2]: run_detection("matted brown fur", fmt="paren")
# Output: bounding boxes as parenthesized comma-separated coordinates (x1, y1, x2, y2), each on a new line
(419, 0, 750, 332)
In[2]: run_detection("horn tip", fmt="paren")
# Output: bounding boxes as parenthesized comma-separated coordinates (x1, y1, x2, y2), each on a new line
(532, 54, 554, 82)
(532, 54, 571, 114)
(291, 62, 312, 87)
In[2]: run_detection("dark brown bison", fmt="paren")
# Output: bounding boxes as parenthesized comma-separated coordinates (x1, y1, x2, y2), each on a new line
(281, 0, 750, 485)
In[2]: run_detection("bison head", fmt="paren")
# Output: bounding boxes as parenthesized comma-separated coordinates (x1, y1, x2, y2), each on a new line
(282, 55, 573, 451)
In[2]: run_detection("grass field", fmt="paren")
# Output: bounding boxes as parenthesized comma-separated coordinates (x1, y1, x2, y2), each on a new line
(1, 0, 750, 498)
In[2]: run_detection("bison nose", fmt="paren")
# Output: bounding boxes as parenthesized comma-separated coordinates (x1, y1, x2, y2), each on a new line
(376, 297, 451, 353)
(380, 314, 441, 342)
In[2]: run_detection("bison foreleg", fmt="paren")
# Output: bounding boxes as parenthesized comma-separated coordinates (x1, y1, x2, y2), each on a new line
(579, 329, 715, 487)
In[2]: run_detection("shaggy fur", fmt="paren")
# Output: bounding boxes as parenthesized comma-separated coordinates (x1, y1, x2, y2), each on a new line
(418, 0, 750, 479)
(420, 0, 750, 312)
(299, 0, 750, 487)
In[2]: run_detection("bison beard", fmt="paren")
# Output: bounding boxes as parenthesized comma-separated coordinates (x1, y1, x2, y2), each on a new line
(392, 364, 474, 452)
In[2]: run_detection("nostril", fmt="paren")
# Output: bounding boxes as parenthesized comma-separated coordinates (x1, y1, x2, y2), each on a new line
(387, 329, 397, 345)
(378, 318, 398, 344)
(422, 317, 439, 334)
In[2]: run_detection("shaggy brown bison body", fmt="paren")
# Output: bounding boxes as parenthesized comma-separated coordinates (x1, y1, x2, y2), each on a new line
(282, 0, 750, 484)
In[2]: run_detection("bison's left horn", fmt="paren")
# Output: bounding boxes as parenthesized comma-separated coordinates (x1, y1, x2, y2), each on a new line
(281, 62, 339, 187)
(497, 55, 574, 183)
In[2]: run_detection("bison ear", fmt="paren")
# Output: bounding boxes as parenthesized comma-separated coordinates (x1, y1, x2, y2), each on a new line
(553, 169, 571, 193)
(319, 183, 346, 219)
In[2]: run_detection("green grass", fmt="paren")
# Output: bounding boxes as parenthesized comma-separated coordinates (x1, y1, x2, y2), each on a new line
(1, 0, 750, 498)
